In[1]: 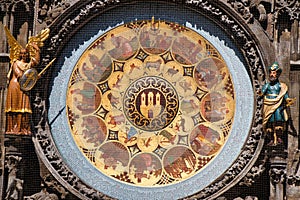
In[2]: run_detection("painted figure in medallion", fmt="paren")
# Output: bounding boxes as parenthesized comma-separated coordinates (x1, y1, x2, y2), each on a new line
(260, 62, 296, 146)
(4, 26, 50, 135)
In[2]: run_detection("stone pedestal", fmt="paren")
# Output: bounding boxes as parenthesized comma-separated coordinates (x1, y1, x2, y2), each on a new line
(269, 150, 288, 200)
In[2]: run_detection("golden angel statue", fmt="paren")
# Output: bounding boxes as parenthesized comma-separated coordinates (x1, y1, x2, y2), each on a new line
(4, 26, 50, 135)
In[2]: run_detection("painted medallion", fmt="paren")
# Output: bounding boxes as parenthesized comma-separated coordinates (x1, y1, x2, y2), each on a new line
(66, 19, 235, 186)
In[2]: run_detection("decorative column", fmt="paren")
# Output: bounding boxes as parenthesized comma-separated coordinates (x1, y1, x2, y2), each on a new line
(3, 134, 45, 199)
(269, 150, 287, 200)
(4, 135, 28, 200)
(0, 2, 10, 199)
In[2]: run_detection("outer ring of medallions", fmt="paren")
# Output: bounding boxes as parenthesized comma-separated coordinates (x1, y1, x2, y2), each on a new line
(199, 91, 235, 124)
(48, 25, 254, 200)
(72, 115, 108, 148)
(162, 145, 197, 179)
(129, 153, 163, 185)
(193, 57, 229, 91)
(189, 122, 224, 157)
(94, 141, 130, 175)
(67, 81, 102, 115)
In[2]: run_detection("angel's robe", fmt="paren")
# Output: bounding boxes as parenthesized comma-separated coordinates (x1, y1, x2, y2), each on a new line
(5, 59, 32, 134)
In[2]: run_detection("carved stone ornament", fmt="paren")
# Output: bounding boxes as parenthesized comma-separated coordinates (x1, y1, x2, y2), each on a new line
(24, 174, 68, 200)
(227, 0, 300, 22)
(37, 0, 74, 25)
(31, 0, 268, 199)
(227, 0, 300, 40)
(287, 150, 300, 185)
(5, 155, 24, 200)
(239, 153, 268, 187)
(275, 0, 300, 20)
(270, 167, 286, 185)
(0, 0, 33, 12)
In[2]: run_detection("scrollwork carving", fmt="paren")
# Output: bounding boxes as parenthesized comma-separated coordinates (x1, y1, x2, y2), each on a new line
(227, 0, 253, 22)
(44, 0, 120, 59)
(24, 174, 68, 200)
(38, 0, 73, 25)
(227, 0, 274, 23)
(239, 153, 267, 186)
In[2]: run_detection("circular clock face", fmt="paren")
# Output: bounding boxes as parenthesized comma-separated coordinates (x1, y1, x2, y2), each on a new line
(66, 20, 235, 187)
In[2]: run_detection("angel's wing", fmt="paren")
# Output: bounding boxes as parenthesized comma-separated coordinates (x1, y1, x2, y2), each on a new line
(26, 28, 50, 58)
(4, 26, 23, 79)
(4, 26, 22, 65)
